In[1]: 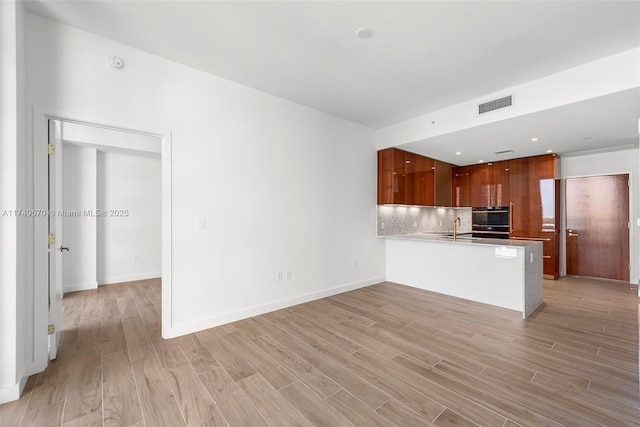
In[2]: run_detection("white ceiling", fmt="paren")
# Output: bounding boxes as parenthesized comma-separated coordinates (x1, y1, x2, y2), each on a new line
(24, 1, 640, 164)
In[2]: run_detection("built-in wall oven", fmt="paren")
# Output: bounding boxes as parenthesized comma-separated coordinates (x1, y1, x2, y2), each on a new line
(472, 206, 510, 239)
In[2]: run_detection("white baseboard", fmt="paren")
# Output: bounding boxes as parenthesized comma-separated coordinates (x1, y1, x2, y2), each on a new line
(0, 375, 27, 405)
(63, 281, 98, 293)
(98, 272, 161, 285)
(165, 276, 386, 339)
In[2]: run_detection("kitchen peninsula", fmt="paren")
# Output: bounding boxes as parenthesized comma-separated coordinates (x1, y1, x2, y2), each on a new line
(382, 232, 543, 319)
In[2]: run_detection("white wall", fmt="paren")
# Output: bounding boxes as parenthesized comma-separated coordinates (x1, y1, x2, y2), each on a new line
(560, 148, 639, 283)
(26, 14, 385, 338)
(97, 151, 161, 284)
(0, 0, 29, 405)
(61, 144, 98, 292)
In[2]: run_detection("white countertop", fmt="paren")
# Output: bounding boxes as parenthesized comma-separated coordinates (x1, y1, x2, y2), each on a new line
(380, 232, 540, 248)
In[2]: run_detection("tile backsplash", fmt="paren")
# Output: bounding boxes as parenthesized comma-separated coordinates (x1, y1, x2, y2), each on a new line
(377, 205, 472, 236)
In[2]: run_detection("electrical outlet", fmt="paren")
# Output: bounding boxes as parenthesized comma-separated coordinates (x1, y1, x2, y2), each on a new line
(286, 270, 292, 280)
(439, 220, 442, 226)
(134, 255, 139, 262)
(380, 221, 385, 230)
(413, 221, 417, 228)
(277, 272, 284, 281)
(352, 260, 358, 269)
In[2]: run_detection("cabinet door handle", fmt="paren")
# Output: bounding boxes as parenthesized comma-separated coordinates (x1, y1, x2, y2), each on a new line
(509, 202, 514, 233)
(543, 255, 551, 259)
(511, 236, 552, 242)
(568, 233, 579, 237)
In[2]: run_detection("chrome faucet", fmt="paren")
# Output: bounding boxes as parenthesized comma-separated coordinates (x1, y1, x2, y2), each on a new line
(453, 217, 461, 241)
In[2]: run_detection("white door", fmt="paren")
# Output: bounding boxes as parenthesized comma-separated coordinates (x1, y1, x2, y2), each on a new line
(48, 119, 64, 359)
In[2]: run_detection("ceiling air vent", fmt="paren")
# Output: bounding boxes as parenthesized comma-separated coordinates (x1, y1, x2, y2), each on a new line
(479, 95, 512, 115)
(494, 149, 514, 155)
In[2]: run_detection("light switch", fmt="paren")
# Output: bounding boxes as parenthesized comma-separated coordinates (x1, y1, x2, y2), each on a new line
(637, 218, 640, 227)
(198, 218, 206, 229)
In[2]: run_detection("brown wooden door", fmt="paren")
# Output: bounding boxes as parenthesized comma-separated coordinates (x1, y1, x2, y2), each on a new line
(566, 174, 630, 281)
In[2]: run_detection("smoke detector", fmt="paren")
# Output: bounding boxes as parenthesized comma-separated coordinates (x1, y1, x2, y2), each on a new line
(107, 56, 124, 70)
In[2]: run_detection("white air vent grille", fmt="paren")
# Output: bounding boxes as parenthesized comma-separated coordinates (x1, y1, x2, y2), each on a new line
(494, 149, 514, 155)
(479, 95, 512, 114)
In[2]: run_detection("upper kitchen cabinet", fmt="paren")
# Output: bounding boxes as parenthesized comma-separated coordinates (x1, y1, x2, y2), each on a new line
(507, 156, 531, 236)
(377, 148, 451, 206)
(452, 166, 471, 207)
(508, 154, 560, 237)
(453, 161, 509, 207)
(409, 154, 435, 206)
(434, 160, 452, 206)
(378, 149, 394, 204)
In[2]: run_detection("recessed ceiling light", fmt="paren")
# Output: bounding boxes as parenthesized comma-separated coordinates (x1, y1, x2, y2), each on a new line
(356, 27, 372, 39)
(546, 149, 553, 153)
(478, 160, 484, 163)
(455, 151, 461, 155)
(531, 137, 538, 142)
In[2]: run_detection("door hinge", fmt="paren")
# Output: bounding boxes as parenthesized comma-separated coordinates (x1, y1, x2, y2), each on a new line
(48, 324, 55, 335)
(48, 144, 55, 155)
(48, 234, 55, 245)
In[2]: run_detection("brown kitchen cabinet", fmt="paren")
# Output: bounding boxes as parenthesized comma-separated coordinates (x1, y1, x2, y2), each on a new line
(452, 166, 471, 207)
(453, 161, 509, 208)
(409, 153, 435, 206)
(469, 163, 494, 207)
(451, 153, 560, 278)
(434, 160, 452, 206)
(508, 154, 560, 279)
(377, 148, 451, 206)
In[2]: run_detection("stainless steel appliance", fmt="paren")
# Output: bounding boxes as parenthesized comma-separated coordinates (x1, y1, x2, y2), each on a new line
(471, 206, 510, 239)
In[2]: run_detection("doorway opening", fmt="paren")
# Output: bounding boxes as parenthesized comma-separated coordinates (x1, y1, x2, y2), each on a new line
(34, 112, 172, 372)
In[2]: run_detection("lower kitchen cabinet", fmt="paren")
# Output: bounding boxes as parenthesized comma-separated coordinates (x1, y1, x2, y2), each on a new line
(510, 233, 559, 279)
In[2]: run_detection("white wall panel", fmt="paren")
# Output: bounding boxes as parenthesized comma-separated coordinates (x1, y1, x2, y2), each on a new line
(97, 151, 161, 284)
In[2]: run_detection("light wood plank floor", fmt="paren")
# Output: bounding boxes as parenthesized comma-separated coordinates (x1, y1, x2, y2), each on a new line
(1, 276, 639, 426)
